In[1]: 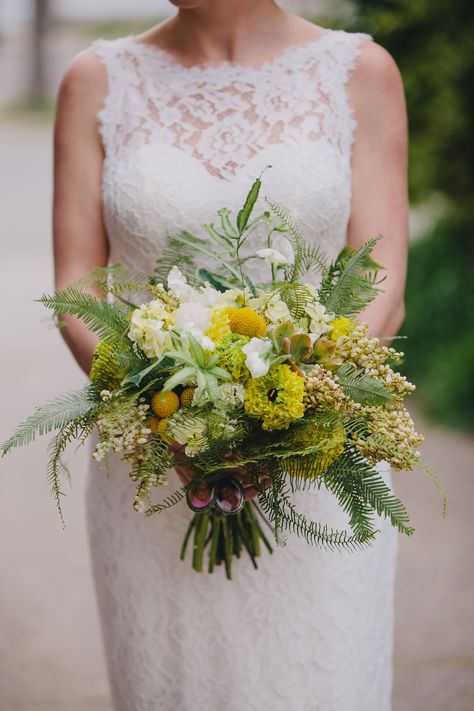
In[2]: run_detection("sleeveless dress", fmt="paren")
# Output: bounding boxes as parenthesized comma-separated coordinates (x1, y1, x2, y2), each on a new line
(86, 30, 398, 711)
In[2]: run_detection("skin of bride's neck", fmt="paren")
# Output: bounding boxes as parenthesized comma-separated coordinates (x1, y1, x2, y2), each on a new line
(146, 1, 312, 65)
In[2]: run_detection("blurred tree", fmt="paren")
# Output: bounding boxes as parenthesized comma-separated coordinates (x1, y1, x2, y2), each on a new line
(349, 0, 474, 216)
(30, 0, 50, 102)
(346, 0, 474, 429)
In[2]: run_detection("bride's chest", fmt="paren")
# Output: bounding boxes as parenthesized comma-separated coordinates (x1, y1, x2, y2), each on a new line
(102, 138, 351, 242)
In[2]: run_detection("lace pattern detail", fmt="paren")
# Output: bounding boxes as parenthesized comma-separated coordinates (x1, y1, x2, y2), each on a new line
(93, 31, 371, 179)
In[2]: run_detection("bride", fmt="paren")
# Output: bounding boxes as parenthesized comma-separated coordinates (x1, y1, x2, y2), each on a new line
(53, 1, 408, 709)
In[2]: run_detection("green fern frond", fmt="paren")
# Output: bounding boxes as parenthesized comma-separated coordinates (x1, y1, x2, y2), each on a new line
(71, 263, 151, 299)
(39, 288, 130, 343)
(47, 410, 98, 524)
(275, 282, 315, 319)
(145, 487, 187, 517)
(336, 364, 392, 405)
(90, 341, 127, 392)
(1, 386, 99, 456)
(265, 197, 327, 282)
(319, 237, 384, 315)
(154, 234, 198, 285)
(324, 448, 414, 536)
(257, 459, 374, 550)
(417, 460, 448, 516)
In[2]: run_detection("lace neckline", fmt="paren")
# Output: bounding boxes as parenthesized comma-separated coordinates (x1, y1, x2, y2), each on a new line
(120, 29, 345, 78)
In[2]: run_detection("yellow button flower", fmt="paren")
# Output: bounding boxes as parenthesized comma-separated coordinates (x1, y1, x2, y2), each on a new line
(151, 391, 180, 418)
(228, 307, 267, 338)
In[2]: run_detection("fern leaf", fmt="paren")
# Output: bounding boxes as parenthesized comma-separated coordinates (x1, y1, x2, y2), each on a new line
(324, 448, 414, 536)
(257, 459, 374, 550)
(319, 237, 384, 315)
(336, 364, 392, 405)
(265, 197, 327, 282)
(145, 487, 187, 517)
(71, 263, 150, 298)
(47, 411, 98, 524)
(1, 386, 98, 456)
(39, 289, 130, 343)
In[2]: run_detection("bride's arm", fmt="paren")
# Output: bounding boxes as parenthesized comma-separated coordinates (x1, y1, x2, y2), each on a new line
(53, 49, 109, 375)
(347, 41, 409, 340)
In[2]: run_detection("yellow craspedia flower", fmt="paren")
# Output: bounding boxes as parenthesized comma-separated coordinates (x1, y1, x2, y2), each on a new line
(244, 364, 305, 430)
(149, 415, 162, 434)
(204, 304, 232, 343)
(180, 387, 195, 407)
(228, 307, 267, 338)
(149, 416, 173, 442)
(329, 317, 354, 341)
(151, 390, 180, 418)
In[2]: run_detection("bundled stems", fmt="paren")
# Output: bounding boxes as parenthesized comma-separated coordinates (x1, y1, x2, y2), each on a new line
(180, 502, 274, 580)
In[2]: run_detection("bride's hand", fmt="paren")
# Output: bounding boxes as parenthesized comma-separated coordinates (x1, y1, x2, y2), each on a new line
(171, 444, 272, 501)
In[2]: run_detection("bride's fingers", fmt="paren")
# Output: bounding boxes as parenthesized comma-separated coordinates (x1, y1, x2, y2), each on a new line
(174, 466, 193, 485)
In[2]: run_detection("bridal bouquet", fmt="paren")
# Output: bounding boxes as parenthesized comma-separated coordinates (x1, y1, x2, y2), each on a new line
(2, 172, 443, 579)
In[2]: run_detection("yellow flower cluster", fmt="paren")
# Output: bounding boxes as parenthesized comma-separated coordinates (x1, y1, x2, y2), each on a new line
(285, 422, 346, 478)
(205, 304, 232, 342)
(149, 283, 180, 312)
(215, 333, 251, 381)
(351, 404, 424, 471)
(329, 316, 354, 341)
(90, 340, 124, 392)
(244, 364, 305, 430)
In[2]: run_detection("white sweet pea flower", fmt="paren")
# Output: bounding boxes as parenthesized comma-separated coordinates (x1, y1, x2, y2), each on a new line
(242, 337, 273, 378)
(263, 293, 291, 324)
(128, 300, 174, 359)
(256, 234, 295, 267)
(173, 302, 212, 335)
(305, 301, 334, 340)
(167, 266, 194, 301)
(194, 284, 222, 307)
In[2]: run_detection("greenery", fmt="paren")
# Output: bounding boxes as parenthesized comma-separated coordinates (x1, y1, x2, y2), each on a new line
(402, 216, 474, 429)
(341, 0, 474, 430)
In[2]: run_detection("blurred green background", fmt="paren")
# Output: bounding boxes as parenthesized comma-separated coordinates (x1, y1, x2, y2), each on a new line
(330, 0, 474, 431)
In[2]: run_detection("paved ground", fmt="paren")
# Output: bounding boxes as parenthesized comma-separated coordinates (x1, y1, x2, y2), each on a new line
(0, 37, 473, 711)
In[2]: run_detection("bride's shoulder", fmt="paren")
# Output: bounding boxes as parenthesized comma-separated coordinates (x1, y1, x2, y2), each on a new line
(346, 35, 406, 126)
(55, 42, 115, 129)
(349, 35, 404, 99)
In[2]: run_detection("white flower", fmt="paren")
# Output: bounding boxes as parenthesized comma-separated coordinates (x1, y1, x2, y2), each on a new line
(242, 337, 273, 378)
(256, 235, 295, 267)
(201, 335, 215, 351)
(128, 301, 173, 359)
(173, 302, 211, 335)
(168, 415, 208, 457)
(167, 266, 194, 301)
(263, 293, 291, 324)
(305, 301, 334, 340)
(194, 284, 222, 307)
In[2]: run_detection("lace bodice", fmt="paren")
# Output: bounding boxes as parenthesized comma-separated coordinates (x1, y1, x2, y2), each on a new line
(92, 30, 372, 275)
(86, 30, 398, 711)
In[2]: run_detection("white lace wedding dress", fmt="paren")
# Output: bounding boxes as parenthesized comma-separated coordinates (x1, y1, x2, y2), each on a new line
(86, 29, 398, 711)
